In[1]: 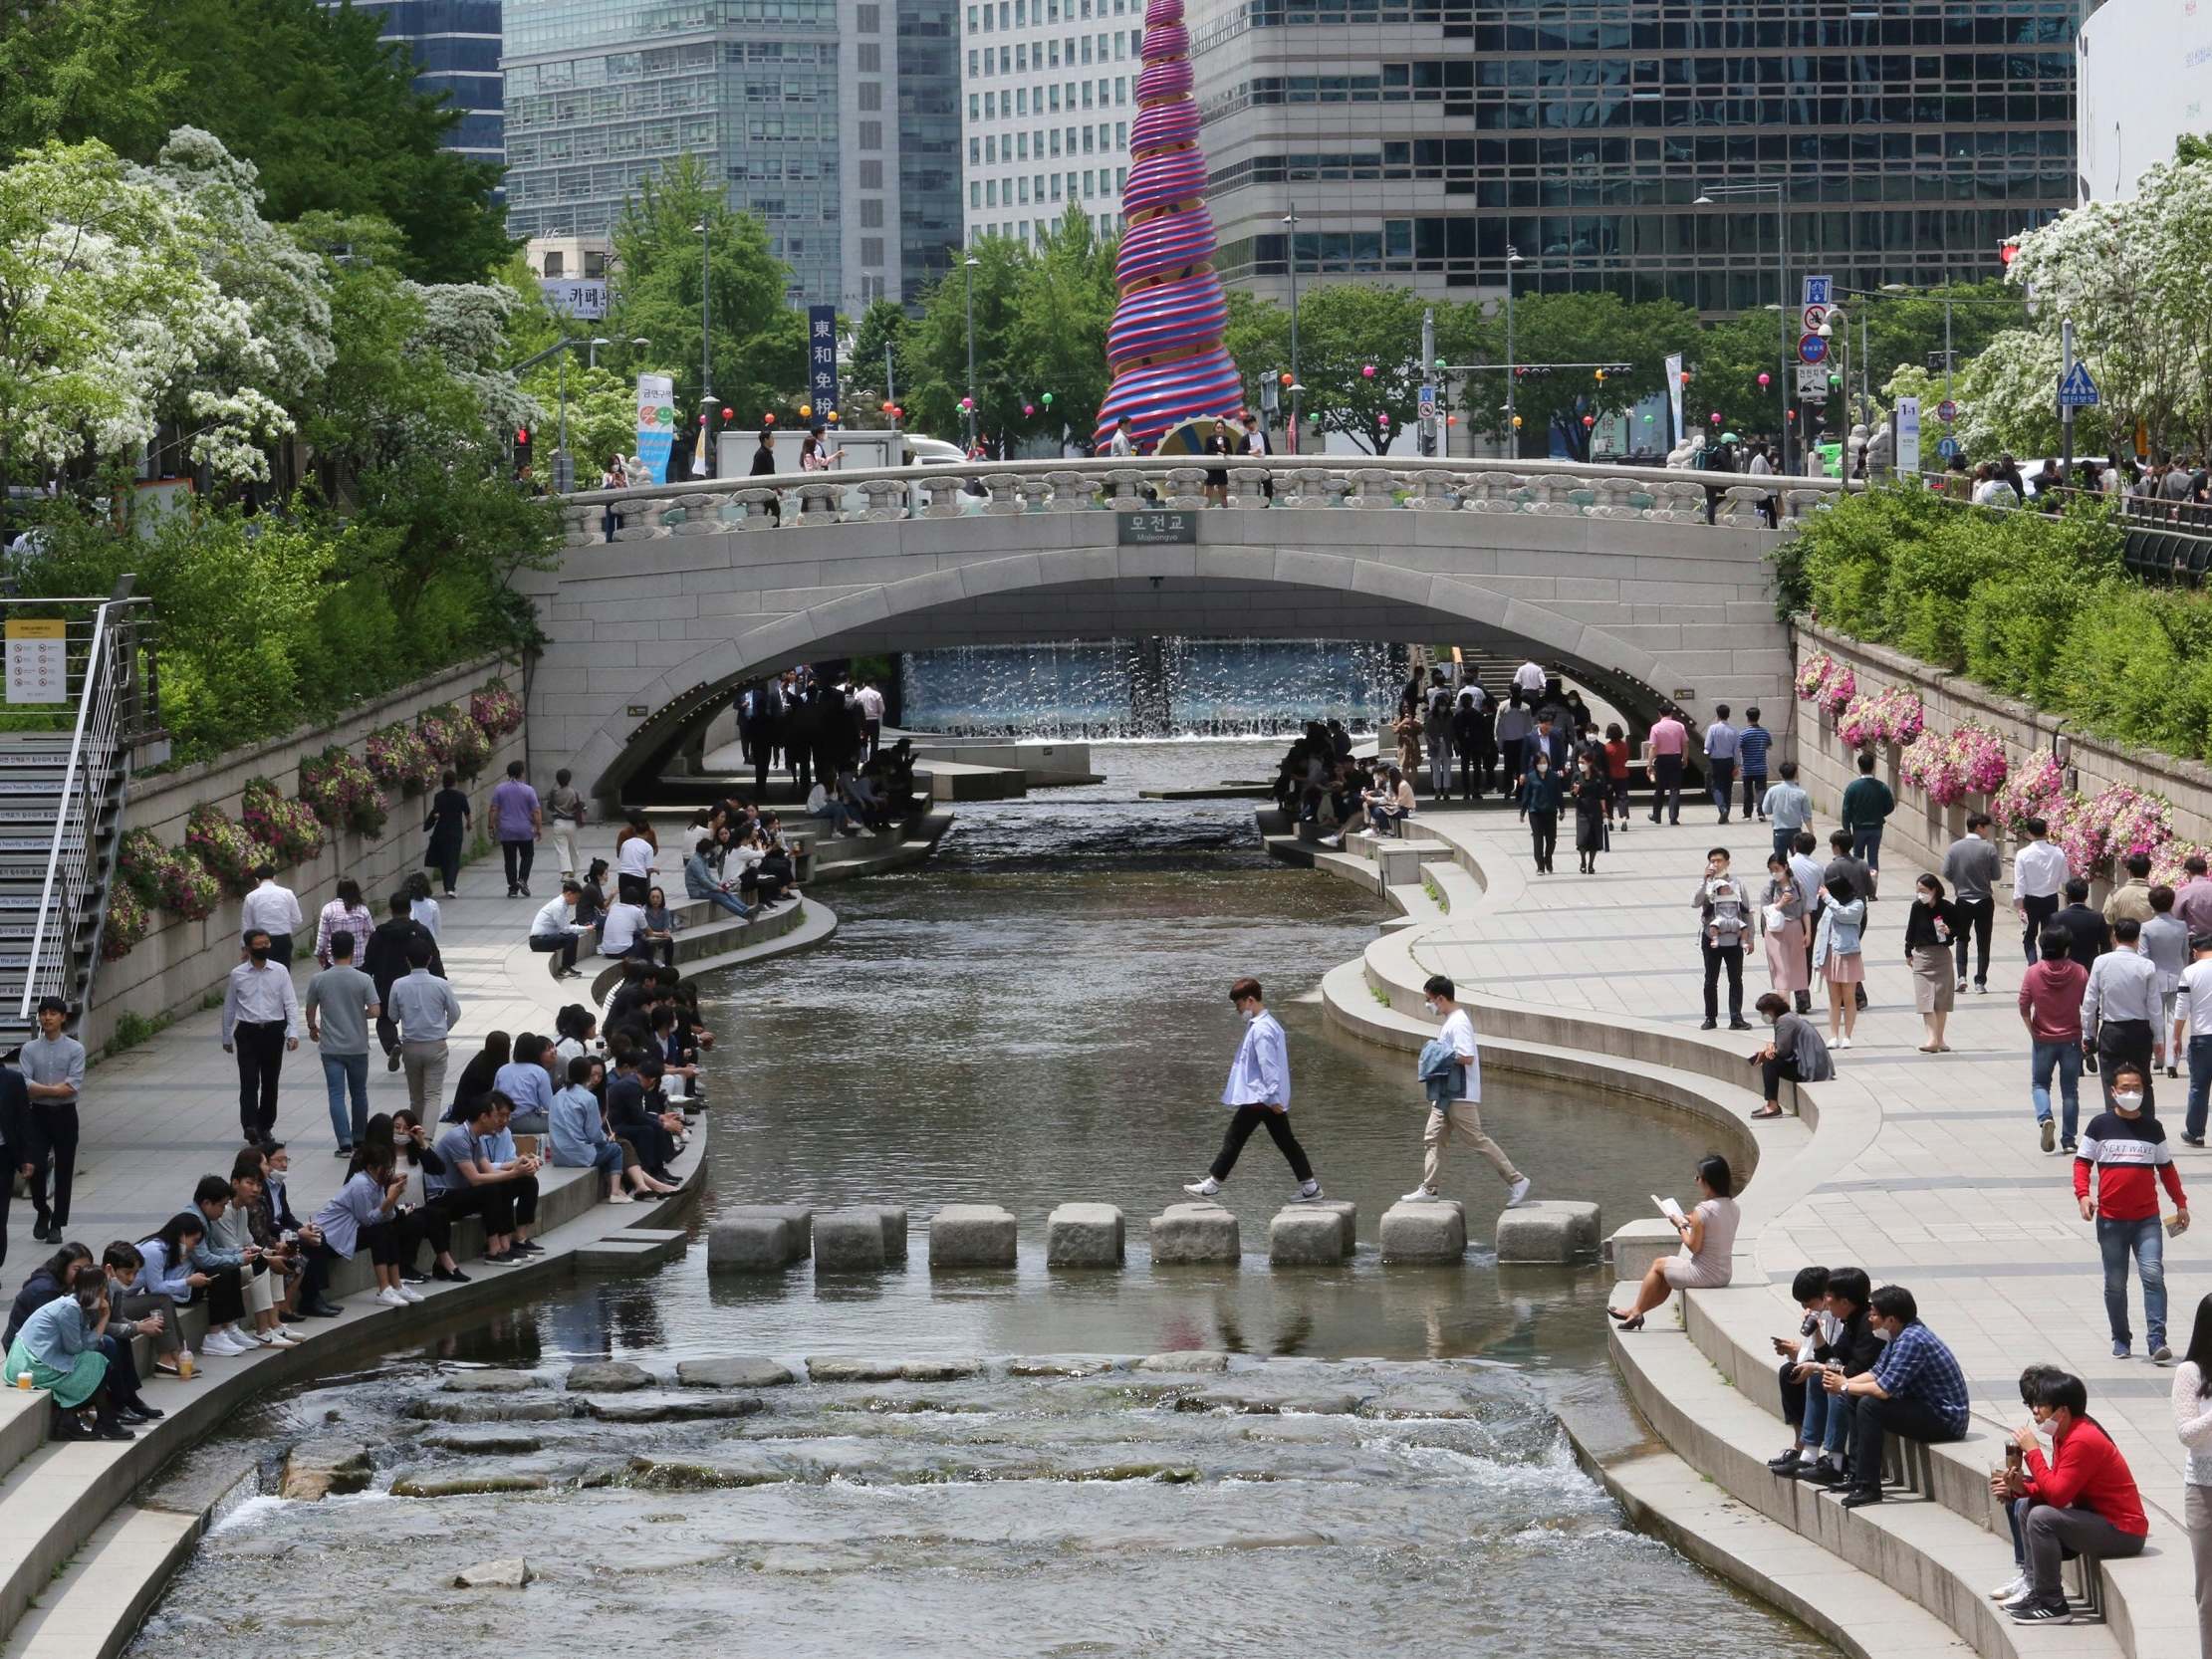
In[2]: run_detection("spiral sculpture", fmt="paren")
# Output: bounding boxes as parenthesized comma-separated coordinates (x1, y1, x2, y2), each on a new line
(1094, 0, 1242, 452)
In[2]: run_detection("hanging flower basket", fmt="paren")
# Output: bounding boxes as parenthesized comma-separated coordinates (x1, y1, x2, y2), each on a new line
(470, 682, 524, 739)
(418, 708, 491, 780)
(1795, 652, 1836, 700)
(241, 778, 326, 868)
(1899, 729, 1965, 806)
(185, 805, 276, 896)
(101, 885, 147, 961)
(300, 746, 388, 837)
(1946, 721, 2010, 796)
(367, 722, 439, 795)
(1992, 751, 2066, 838)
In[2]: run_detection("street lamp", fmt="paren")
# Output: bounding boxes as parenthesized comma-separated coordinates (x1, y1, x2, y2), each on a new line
(692, 220, 713, 477)
(1283, 204, 1303, 450)
(1503, 244, 1524, 456)
(963, 255, 980, 452)
(586, 336, 612, 369)
(1694, 182, 1792, 474)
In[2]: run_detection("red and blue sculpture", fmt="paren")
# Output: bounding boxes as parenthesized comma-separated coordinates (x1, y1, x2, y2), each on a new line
(1093, 0, 1243, 453)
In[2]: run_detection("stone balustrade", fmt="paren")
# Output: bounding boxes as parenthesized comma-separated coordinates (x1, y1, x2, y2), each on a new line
(561, 456, 1852, 546)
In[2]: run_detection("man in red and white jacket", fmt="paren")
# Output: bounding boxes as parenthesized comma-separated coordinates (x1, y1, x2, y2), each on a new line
(1994, 1371, 2147, 1622)
(2074, 1062, 2190, 1361)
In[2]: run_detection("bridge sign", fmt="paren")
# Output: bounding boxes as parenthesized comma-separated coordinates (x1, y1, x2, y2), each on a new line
(1797, 333, 1829, 365)
(1118, 509, 1196, 546)
(2057, 360, 2100, 409)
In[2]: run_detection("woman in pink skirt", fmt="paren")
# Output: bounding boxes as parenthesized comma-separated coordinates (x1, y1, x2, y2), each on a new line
(1813, 875, 1866, 1048)
(1760, 852, 1810, 1006)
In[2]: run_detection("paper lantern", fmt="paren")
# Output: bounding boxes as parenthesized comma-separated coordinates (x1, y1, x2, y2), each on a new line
(1377, 412, 1390, 425)
(800, 402, 813, 418)
(1446, 414, 1458, 426)
(1435, 356, 1447, 369)
(1786, 409, 1798, 421)
(1594, 368, 1606, 382)
(1041, 392, 1054, 406)
(1511, 414, 1523, 429)
(697, 412, 707, 424)
(720, 406, 734, 420)
(1582, 413, 1596, 427)
(1680, 370, 1692, 385)
(1360, 364, 1375, 378)
(1642, 412, 1654, 422)
(1023, 402, 1035, 415)
(880, 401, 893, 412)
(1757, 372, 1770, 388)
(763, 412, 776, 425)
(826, 409, 839, 423)
(959, 395, 974, 410)
(1709, 411, 1722, 424)
(1279, 371, 1294, 386)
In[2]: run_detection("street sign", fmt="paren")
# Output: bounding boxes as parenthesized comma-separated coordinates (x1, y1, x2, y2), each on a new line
(1936, 435, 1962, 460)
(540, 279, 608, 321)
(807, 304, 840, 416)
(3, 618, 65, 705)
(1118, 509, 1195, 546)
(2057, 360, 2101, 409)
(1797, 333, 1829, 365)
(1802, 275, 1834, 307)
(1796, 364, 1829, 400)
(1801, 304, 1830, 334)
(1418, 383, 1437, 421)
(1894, 395, 1921, 476)
(1936, 399, 1958, 424)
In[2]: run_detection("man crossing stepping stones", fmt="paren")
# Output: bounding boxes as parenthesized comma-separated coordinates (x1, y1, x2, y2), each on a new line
(1403, 974, 1531, 1209)
(1183, 978, 1325, 1203)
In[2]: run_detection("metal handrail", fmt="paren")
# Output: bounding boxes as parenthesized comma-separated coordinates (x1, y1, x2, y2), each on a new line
(19, 600, 122, 1020)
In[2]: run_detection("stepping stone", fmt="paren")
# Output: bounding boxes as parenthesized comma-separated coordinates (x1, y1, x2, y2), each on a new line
(1268, 1206, 1345, 1266)
(406, 1397, 580, 1424)
(280, 1439, 370, 1500)
(1494, 1199, 1602, 1265)
(585, 1394, 767, 1423)
(805, 1356, 985, 1383)
(438, 1368, 536, 1393)
(1004, 1356, 1119, 1377)
(1313, 1199, 1357, 1255)
(722, 1205, 812, 1261)
(576, 1238, 671, 1271)
(707, 1216, 795, 1274)
(1133, 1349, 1230, 1374)
(867, 1205, 909, 1263)
(928, 1203, 1017, 1269)
(566, 1360, 653, 1392)
(1046, 1202, 1124, 1268)
(1149, 1201, 1240, 1265)
(676, 1356, 795, 1389)
(424, 1428, 549, 1454)
(815, 1208, 889, 1272)
(1379, 1200, 1467, 1263)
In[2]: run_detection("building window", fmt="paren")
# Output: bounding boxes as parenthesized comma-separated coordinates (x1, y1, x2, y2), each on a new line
(1016, 87, 1026, 114)
(1082, 124, 1094, 150)
(1051, 172, 1062, 197)
(1081, 81, 1092, 108)
(987, 178, 998, 205)
(859, 80, 880, 111)
(860, 198, 883, 227)
(1050, 127, 1061, 154)
(860, 158, 884, 187)
(966, 4, 977, 28)
(1049, 84, 1060, 111)
(1015, 43, 1025, 70)
(860, 118, 882, 147)
(969, 93, 979, 118)
(858, 2, 878, 27)
(971, 180, 982, 206)
(1114, 76, 1124, 102)
(984, 91, 994, 117)
(1018, 176, 1030, 203)
(861, 237, 884, 264)
(968, 137, 980, 163)
(1018, 130, 1029, 158)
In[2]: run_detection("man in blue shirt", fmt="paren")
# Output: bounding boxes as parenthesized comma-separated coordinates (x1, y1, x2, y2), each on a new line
(1183, 978, 1323, 1202)
(1823, 1285, 1970, 1507)
(491, 1036, 557, 1136)
(1737, 706, 1773, 823)
(1704, 704, 1741, 825)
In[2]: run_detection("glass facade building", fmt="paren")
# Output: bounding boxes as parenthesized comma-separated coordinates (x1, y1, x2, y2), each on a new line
(505, 0, 960, 311)
(958, 0, 1141, 242)
(338, 0, 506, 164)
(1170, 0, 2087, 314)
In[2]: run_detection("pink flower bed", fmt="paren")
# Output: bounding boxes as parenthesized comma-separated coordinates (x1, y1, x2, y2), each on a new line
(1992, 751, 2066, 837)
(1899, 729, 1965, 806)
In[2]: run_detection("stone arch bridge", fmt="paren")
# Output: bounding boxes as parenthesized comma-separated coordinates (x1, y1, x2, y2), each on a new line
(524, 456, 1842, 798)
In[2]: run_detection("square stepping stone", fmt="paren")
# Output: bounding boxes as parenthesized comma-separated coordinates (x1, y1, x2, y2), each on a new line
(1268, 1207, 1345, 1266)
(1494, 1200, 1602, 1264)
(1379, 1200, 1467, 1263)
(815, 1208, 890, 1272)
(870, 1205, 909, 1263)
(1149, 1202, 1241, 1265)
(1046, 1203, 1125, 1268)
(1314, 1199, 1357, 1255)
(928, 1203, 1018, 1268)
(723, 1205, 812, 1262)
(707, 1216, 792, 1274)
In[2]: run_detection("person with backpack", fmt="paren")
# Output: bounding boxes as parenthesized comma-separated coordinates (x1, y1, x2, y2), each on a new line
(1694, 847, 1753, 1031)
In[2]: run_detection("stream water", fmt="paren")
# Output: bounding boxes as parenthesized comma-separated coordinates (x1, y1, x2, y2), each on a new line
(125, 741, 1832, 1659)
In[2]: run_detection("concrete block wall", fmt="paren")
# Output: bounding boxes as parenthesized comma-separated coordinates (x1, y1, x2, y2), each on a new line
(89, 655, 524, 1055)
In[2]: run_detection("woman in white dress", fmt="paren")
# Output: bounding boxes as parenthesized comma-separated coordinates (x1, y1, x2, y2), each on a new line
(1606, 1154, 1740, 1330)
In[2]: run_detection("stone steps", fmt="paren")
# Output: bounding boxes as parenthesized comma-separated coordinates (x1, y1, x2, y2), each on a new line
(0, 1504, 198, 1659)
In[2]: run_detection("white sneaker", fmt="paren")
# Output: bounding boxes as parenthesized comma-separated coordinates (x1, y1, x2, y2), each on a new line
(606, 1189, 635, 1204)
(200, 1329, 245, 1356)
(1181, 1176, 1221, 1198)
(1835, 1035, 1852, 1050)
(1507, 1176, 1533, 1208)
(1989, 1573, 2027, 1602)
(1399, 1184, 1440, 1202)
(1291, 1180, 1324, 1203)
(374, 1287, 410, 1308)
(394, 1284, 426, 1304)
(270, 1327, 304, 1345)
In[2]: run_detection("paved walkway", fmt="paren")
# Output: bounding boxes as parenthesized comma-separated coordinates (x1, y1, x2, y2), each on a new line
(1399, 801, 2203, 1517)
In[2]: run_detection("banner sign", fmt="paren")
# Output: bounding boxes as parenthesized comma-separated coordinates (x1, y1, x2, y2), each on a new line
(4, 618, 66, 705)
(540, 279, 608, 321)
(634, 373, 675, 484)
(1664, 352, 1684, 445)
(1893, 395, 1921, 476)
(807, 305, 840, 419)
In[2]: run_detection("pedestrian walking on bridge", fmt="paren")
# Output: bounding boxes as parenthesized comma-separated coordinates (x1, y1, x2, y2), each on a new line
(1182, 978, 1323, 1203)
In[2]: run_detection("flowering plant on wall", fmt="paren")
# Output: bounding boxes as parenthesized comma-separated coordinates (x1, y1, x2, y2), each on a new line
(366, 722, 439, 795)
(299, 746, 387, 837)
(185, 804, 276, 895)
(1835, 694, 1883, 749)
(2062, 784, 2174, 878)
(1946, 722, 2010, 796)
(101, 884, 147, 961)
(1993, 750, 2066, 837)
(1796, 652, 1837, 700)
(1819, 663, 1856, 717)
(470, 682, 524, 739)
(1868, 687, 1927, 746)
(116, 828, 171, 910)
(418, 706, 490, 780)
(241, 778, 325, 868)
(2153, 838, 2212, 887)
(1899, 729, 1965, 806)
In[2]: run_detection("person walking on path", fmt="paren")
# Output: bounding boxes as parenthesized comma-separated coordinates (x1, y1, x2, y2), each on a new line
(2077, 1065, 2188, 1361)
(312, 878, 373, 972)
(2014, 816, 2070, 965)
(364, 893, 441, 1071)
(221, 929, 300, 1143)
(1824, 829, 1874, 1013)
(1813, 875, 1866, 1048)
(1602, 722, 1631, 830)
(1181, 978, 1323, 1203)
(2172, 1297, 2212, 1654)
(421, 771, 470, 899)
(1494, 692, 1532, 800)
(1760, 852, 1811, 1012)
(2175, 854, 2212, 940)
(545, 768, 588, 879)
(2057, 876, 2112, 971)
(2146, 886, 2191, 1077)
(1646, 706, 1687, 825)
(1401, 974, 1530, 1209)
(238, 864, 303, 968)
(21, 997, 83, 1244)
(2105, 854, 2157, 931)
(1761, 762, 1813, 862)
(1519, 750, 1564, 874)
(1606, 1153, 1737, 1328)
(1905, 873, 1961, 1052)
(1452, 692, 1486, 802)
(304, 932, 378, 1157)
(490, 761, 542, 899)
(2023, 927, 2090, 1154)
(2178, 935, 2212, 1149)
(1693, 847, 1753, 1031)
(387, 939, 462, 1118)
(1737, 707, 1772, 822)
(1703, 704, 1740, 823)
(1749, 993, 1832, 1118)
(1942, 814, 2000, 993)
(2088, 917, 2162, 1113)
(1570, 753, 1607, 875)
(1839, 751, 1894, 877)
(1996, 1372, 2150, 1624)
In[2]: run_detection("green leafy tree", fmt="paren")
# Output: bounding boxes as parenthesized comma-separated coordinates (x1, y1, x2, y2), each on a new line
(848, 298, 916, 424)
(1272, 285, 1429, 455)
(519, 364, 637, 479)
(1454, 290, 1698, 461)
(1005, 203, 1118, 446)
(904, 233, 1026, 444)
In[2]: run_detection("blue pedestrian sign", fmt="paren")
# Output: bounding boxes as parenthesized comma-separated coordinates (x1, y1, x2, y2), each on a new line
(1797, 333, 1829, 365)
(1802, 275, 1834, 307)
(1936, 435, 1961, 460)
(2057, 360, 2100, 409)
(1418, 383, 1437, 420)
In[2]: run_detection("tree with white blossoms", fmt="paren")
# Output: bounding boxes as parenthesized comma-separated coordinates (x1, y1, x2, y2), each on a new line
(1882, 333, 2066, 463)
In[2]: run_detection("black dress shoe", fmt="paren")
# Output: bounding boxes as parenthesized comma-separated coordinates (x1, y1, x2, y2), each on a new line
(1766, 1448, 1804, 1474)
(302, 1299, 344, 1317)
(121, 1403, 165, 1422)
(50, 1414, 95, 1442)
(431, 1266, 471, 1283)
(278, 1310, 305, 1324)
(1794, 1461, 1845, 1486)
(92, 1417, 135, 1442)
(29, 1220, 51, 1244)
(1838, 1488, 1884, 1508)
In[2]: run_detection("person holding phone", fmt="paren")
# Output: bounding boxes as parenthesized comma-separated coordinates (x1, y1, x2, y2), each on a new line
(299, 1148, 412, 1313)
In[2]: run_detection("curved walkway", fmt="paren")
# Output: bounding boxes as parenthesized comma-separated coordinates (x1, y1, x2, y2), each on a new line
(1294, 806, 2199, 1659)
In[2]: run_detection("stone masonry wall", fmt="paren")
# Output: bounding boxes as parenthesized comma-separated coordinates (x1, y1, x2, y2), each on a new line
(87, 654, 525, 1056)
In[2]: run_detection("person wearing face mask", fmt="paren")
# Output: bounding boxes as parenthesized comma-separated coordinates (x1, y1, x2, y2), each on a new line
(220, 928, 301, 1144)
(1518, 749, 1563, 874)
(1992, 1371, 2149, 1624)
(1747, 992, 1832, 1119)
(1181, 978, 1323, 1204)
(1400, 974, 1529, 1209)
(1903, 873, 1961, 1053)
(2087, 916, 2162, 1114)
(1813, 874, 1865, 1048)
(1692, 848, 1752, 1031)
(1823, 1284, 1970, 1508)
(2077, 1063, 2189, 1362)
(1791, 1268, 1879, 1488)
(1570, 753, 1607, 874)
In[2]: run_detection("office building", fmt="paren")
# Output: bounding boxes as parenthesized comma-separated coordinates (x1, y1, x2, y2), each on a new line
(337, 1, 505, 165)
(2077, 0, 2209, 202)
(957, 0, 1139, 243)
(504, 0, 960, 312)
(1008, 0, 2084, 315)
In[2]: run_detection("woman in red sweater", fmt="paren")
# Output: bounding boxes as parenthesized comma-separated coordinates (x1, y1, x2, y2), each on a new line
(1996, 1371, 2147, 1623)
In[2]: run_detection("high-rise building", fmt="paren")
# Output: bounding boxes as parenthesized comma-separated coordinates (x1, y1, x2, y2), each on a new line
(336, 0, 506, 166)
(504, 0, 961, 312)
(957, 0, 1139, 244)
(968, 0, 2085, 313)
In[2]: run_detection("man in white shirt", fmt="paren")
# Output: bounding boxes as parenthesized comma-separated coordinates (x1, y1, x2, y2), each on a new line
(239, 864, 304, 967)
(1513, 659, 1548, 700)
(855, 681, 884, 761)
(529, 881, 592, 978)
(220, 928, 301, 1142)
(615, 817, 657, 905)
(2173, 934, 2212, 1147)
(1182, 977, 1323, 1202)
(2012, 815, 2070, 967)
(1107, 416, 1134, 458)
(598, 898, 649, 960)
(1403, 973, 1530, 1207)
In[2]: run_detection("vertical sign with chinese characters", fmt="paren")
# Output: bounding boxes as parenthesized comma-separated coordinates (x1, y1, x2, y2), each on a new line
(807, 306, 840, 421)
(5, 618, 66, 704)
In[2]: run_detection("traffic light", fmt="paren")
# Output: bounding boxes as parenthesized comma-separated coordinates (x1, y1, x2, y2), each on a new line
(1998, 237, 2020, 269)
(514, 427, 532, 472)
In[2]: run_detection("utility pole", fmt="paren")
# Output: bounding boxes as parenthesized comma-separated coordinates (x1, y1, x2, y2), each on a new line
(1503, 245, 1522, 457)
(694, 218, 713, 478)
(1284, 203, 1303, 452)
(1419, 307, 1436, 458)
(2061, 317, 2077, 480)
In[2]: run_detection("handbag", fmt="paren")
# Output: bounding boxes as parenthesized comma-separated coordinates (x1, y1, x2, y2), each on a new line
(1762, 902, 1788, 933)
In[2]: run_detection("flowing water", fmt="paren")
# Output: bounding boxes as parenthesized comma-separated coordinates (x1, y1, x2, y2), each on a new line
(126, 741, 1832, 1659)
